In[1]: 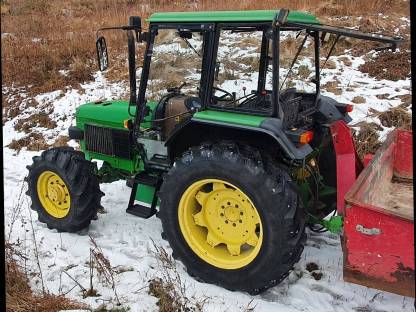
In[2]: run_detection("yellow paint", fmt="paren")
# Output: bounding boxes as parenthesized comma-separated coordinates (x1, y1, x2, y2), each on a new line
(178, 179, 263, 269)
(37, 171, 71, 218)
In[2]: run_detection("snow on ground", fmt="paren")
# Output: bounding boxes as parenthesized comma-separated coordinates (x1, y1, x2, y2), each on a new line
(3, 30, 413, 312)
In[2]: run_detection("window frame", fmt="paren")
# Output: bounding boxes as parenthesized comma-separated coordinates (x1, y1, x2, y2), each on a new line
(207, 22, 274, 116)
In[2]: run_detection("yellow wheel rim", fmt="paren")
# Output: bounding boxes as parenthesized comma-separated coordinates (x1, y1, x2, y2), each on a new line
(178, 179, 263, 269)
(36, 171, 71, 218)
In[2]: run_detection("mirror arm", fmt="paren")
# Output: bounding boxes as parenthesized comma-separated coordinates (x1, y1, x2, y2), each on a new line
(127, 30, 137, 117)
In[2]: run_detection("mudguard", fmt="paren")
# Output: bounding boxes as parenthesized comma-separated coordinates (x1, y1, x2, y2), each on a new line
(166, 118, 313, 160)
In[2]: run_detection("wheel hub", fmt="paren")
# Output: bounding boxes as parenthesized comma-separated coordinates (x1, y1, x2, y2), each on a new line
(37, 171, 71, 218)
(179, 179, 262, 269)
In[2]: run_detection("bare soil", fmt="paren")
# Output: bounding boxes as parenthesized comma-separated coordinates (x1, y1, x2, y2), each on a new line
(359, 51, 411, 81)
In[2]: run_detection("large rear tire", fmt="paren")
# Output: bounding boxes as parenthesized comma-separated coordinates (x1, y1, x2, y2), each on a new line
(26, 147, 103, 232)
(159, 142, 306, 294)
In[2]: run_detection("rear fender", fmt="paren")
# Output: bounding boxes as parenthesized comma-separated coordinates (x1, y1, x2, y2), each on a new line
(166, 119, 313, 161)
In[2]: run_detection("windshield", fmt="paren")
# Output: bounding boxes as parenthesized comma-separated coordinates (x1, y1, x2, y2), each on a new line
(146, 28, 203, 101)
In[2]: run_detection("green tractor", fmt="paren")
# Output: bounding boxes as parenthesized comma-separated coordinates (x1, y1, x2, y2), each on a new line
(26, 9, 402, 294)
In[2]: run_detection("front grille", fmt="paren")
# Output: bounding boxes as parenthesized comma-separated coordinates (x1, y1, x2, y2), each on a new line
(84, 124, 132, 159)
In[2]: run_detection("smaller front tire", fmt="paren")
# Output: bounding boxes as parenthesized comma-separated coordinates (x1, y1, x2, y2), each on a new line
(26, 147, 103, 232)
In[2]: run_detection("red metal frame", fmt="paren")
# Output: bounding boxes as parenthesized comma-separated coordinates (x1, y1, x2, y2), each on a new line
(329, 120, 363, 215)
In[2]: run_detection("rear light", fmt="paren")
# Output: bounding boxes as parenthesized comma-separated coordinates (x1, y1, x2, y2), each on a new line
(299, 131, 314, 144)
(346, 104, 354, 112)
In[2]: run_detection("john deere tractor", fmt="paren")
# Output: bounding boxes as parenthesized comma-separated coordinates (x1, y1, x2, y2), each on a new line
(26, 9, 403, 294)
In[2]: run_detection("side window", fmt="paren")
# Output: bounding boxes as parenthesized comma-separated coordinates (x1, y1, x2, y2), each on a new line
(265, 30, 316, 92)
(146, 28, 203, 101)
(211, 28, 269, 112)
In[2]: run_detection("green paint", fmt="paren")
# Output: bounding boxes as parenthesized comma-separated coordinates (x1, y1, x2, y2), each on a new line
(321, 216, 343, 234)
(135, 184, 156, 206)
(83, 150, 140, 172)
(193, 110, 266, 127)
(75, 100, 157, 172)
(147, 10, 320, 24)
(76, 100, 157, 130)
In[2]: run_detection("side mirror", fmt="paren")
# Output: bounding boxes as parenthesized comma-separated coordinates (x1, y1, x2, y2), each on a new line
(96, 36, 109, 71)
(274, 8, 289, 27)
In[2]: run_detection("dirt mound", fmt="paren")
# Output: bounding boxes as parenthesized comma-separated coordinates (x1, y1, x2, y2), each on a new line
(370, 105, 412, 130)
(7, 132, 49, 152)
(359, 51, 411, 81)
(353, 122, 382, 160)
(14, 112, 57, 133)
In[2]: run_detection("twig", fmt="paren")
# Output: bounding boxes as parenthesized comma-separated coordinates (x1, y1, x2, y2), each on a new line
(62, 270, 87, 293)
(7, 183, 26, 241)
(89, 235, 121, 305)
(89, 248, 94, 293)
(61, 284, 78, 296)
(26, 200, 46, 294)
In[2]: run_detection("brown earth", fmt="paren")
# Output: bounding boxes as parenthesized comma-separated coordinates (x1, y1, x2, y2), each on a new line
(359, 51, 411, 81)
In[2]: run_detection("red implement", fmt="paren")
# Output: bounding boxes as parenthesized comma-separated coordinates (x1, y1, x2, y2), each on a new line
(343, 129, 414, 297)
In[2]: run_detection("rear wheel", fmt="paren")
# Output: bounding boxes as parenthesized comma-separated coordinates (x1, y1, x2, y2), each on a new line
(26, 147, 103, 232)
(159, 142, 306, 294)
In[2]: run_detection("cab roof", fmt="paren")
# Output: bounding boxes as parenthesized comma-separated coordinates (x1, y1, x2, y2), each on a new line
(147, 10, 320, 24)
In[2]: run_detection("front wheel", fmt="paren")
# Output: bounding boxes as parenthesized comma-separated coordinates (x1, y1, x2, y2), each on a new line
(159, 142, 306, 294)
(26, 147, 103, 232)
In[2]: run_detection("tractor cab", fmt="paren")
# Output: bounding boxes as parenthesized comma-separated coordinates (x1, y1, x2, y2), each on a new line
(93, 10, 403, 167)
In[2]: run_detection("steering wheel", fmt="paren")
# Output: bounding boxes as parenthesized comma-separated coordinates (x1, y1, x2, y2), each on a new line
(212, 86, 234, 102)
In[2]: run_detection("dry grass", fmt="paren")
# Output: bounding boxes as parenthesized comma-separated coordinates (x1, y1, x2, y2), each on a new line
(352, 96, 366, 104)
(7, 132, 50, 152)
(52, 135, 70, 147)
(369, 105, 412, 130)
(297, 64, 312, 79)
(338, 56, 352, 66)
(322, 79, 342, 95)
(352, 122, 382, 160)
(14, 112, 57, 133)
(149, 242, 208, 312)
(6, 241, 86, 312)
(1, 0, 409, 94)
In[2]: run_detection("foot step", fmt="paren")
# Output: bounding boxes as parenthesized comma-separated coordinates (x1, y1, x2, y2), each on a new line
(126, 204, 156, 219)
